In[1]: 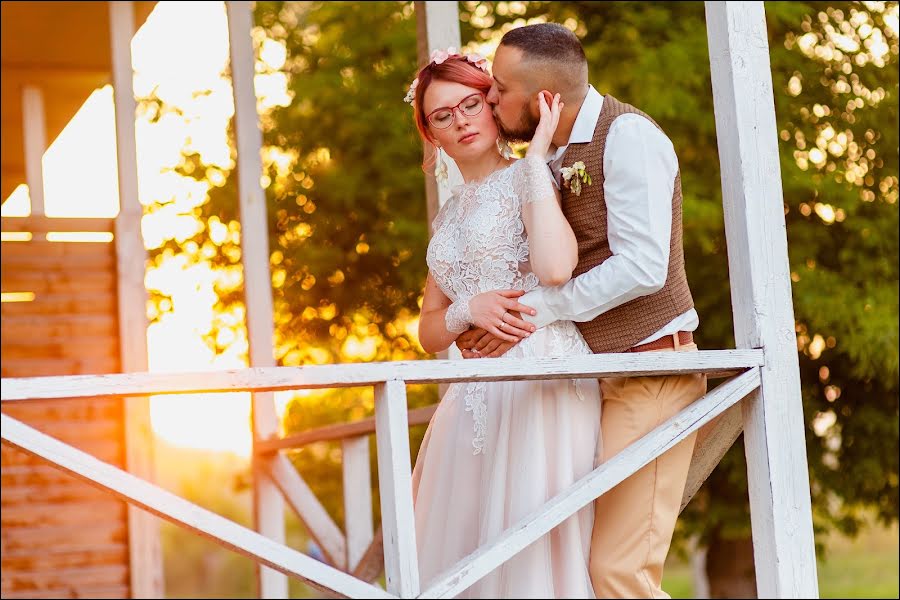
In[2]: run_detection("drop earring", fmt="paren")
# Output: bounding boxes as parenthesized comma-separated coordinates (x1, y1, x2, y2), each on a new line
(434, 146, 449, 185)
(496, 137, 513, 160)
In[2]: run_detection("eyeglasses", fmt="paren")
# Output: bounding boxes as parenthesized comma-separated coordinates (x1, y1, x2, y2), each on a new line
(426, 93, 485, 129)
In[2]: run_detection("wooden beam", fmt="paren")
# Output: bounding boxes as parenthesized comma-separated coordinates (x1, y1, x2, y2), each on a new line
(680, 403, 742, 512)
(265, 455, 347, 571)
(1, 216, 115, 233)
(414, 0, 462, 372)
(0, 350, 764, 402)
(420, 368, 761, 598)
(0, 414, 394, 600)
(225, 2, 287, 597)
(352, 526, 385, 583)
(21, 85, 46, 216)
(256, 405, 437, 454)
(705, 2, 818, 597)
(342, 436, 374, 571)
(109, 2, 163, 597)
(374, 380, 419, 597)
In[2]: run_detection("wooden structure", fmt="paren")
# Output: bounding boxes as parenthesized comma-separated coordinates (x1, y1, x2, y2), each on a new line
(1, 2, 161, 598)
(1, 1, 819, 598)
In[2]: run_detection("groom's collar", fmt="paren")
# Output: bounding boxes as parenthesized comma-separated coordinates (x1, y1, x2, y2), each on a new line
(568, 85, 604, 145)
(547, 86, 603, 165)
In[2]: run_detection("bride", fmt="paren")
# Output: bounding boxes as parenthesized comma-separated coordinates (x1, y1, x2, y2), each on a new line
(408, 49, 601, 599)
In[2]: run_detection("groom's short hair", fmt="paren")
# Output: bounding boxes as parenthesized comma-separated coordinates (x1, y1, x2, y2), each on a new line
(499, 23, 588, 90)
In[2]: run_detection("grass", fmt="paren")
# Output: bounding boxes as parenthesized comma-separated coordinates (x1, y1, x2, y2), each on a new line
(663, 522, 900, 598)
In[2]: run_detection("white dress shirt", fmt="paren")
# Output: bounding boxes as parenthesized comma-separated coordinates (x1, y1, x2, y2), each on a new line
(522, 86, 699, 346)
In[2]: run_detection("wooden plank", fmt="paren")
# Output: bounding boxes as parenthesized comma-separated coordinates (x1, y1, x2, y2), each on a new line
(225, 2, 286, 596)
(1, 499, 126, 528)
(421, 369, 761, 598)
(0, 251, 116, 270)
(21, 86, 46, 216)
(0, 314, 118, 339)
(1, 217, 115, 233)
(680, 403, 743, 512)
(1, 520, 128, 551)
(1, 240, 115, 257)
(265, 454, 347, 571)
(0, 397, 120, 423)
(352, 527, 385, 583)
(1, 480, 121, 506)
(374, 380, 419, 597)
(1, 271, 116, 294)
(1, 543, 128, 571)
(0, 584, 129, 600)
(0, 419, 123, 445)
(1, 338, 118, 361)
(1, 292, 117, 317)
(0, 358, 120, 378)
(1, 564, 128, 593)
(342, 435, 374, 571)
(2, 440, 122, 467)
(258, 404, 437, 454)
(706, 2, 819, 597)
(0, 414, 394, 600)
(0, 350, 764, 401)
(110, 2, 163, 594)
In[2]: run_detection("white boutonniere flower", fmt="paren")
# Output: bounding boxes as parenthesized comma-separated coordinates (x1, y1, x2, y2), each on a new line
(560, 161, 592, 196)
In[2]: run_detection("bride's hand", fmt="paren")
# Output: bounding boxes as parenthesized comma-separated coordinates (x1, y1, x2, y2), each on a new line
(526, 91, 563, 161)
(467, 290, 537, 343)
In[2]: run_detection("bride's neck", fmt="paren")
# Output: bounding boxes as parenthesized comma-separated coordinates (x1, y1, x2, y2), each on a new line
(454, 151, 510, 184)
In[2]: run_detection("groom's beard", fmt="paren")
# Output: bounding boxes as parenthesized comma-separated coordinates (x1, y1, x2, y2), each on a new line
(495, 109, 539, 144)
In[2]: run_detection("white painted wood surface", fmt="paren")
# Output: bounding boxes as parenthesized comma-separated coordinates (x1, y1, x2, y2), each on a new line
(374, 380, 419, 597)
(706, 2, 819, 597)
(421, 368, 761, 598)
(265, 454, 347, 571)
(415, 0, 463, 217)
(22, 84, 46, 216)
(0, 414, 393, 600)
(342, 436, 374, 572)
(109, 2, 164, 596)
(0, 350, 763, 401)
(225, 2, 286, 597)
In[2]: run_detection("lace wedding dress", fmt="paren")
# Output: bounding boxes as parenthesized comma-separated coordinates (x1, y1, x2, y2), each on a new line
(411, 159, 601, 598)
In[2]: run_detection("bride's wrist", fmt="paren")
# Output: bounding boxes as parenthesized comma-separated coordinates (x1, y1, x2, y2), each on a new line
(445, 296, 473, 334)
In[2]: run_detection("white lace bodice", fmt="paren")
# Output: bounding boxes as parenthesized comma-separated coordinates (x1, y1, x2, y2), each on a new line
(426, 160, 594, 454)
(427, 161, 540, 304)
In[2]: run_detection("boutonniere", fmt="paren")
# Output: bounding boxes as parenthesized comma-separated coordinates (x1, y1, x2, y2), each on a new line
(560, 161, 592, 196)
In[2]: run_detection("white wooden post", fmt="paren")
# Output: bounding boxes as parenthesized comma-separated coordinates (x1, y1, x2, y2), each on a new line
(374, 380, 419, 597)
(225, 2, 287, 597)
(705, 2, 819, 597)
(109, 2, 165, 597)
(415, 0, 463, 367)
(22, 85, 46, 216)
(342, 436, 374, 571)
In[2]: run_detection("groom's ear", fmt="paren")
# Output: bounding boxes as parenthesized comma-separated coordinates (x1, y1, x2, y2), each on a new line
(538, 89, 553, 107)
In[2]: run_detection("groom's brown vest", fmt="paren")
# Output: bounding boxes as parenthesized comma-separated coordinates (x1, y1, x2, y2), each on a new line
(560, 94, 694, 354)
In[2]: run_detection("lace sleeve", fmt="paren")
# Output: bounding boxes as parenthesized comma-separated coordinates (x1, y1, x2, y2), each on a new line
(513, 155, 559, 206)
(445, 296, 473, 334)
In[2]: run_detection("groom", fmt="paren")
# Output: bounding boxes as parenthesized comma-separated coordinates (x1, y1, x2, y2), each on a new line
(456, 23, 706, 598)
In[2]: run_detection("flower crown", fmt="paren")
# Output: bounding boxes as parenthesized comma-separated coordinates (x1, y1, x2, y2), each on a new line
(403, 47, 490, 104)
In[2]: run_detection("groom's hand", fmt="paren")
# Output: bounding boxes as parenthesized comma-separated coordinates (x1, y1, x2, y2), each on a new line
(456, 327, 489, 358)
(471, 310, 527, 358)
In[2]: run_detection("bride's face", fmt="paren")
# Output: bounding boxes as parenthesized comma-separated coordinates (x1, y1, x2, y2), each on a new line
(422, 80, 498, 162)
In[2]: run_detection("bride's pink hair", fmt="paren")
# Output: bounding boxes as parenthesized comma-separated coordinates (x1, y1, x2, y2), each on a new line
(411, 57, 493, 170)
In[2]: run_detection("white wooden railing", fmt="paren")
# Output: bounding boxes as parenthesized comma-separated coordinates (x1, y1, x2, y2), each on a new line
(1, 350, 764, 598)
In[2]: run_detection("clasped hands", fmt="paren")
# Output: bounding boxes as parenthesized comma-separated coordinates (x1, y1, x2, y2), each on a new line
(456, 289, 537, 359)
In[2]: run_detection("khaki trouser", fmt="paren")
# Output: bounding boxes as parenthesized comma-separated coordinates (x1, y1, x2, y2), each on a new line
(589, 343, 707, 598)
